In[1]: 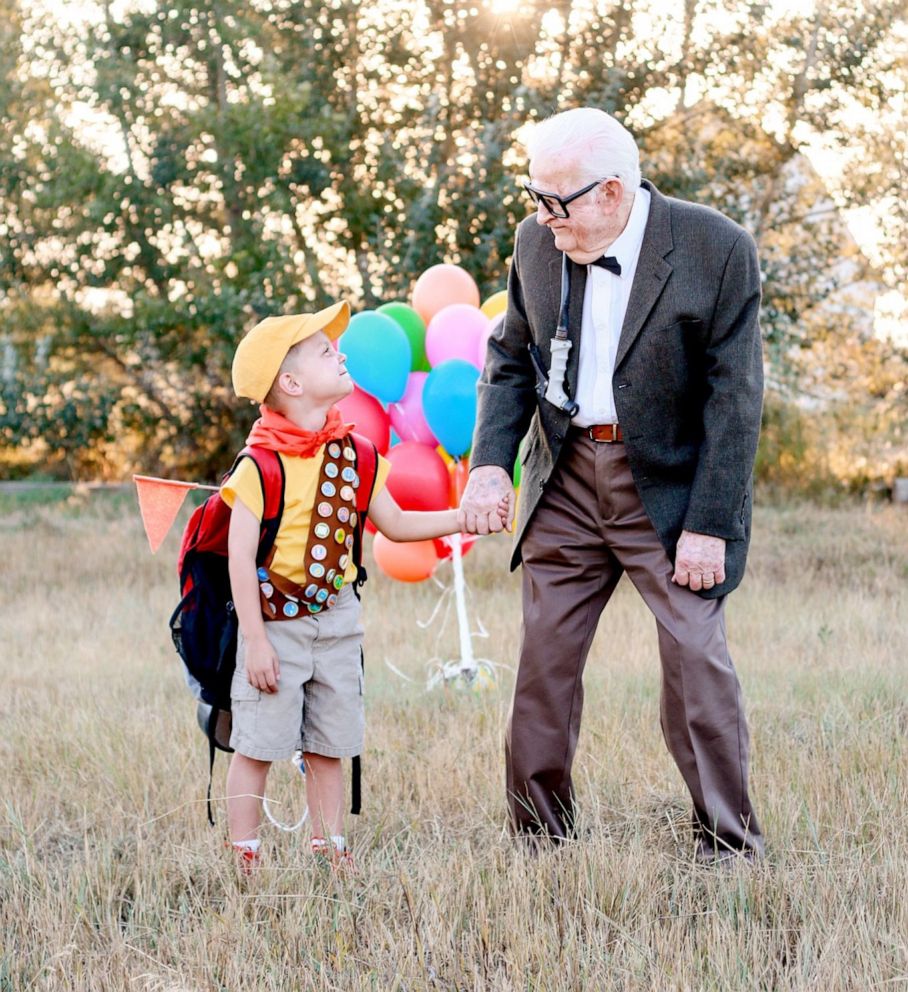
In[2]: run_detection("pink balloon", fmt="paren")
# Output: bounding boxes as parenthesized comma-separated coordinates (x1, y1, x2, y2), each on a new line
(389, 372, 437, 446)
(425, 303, 489, 368)
(476, 312, 505, 370)
(336, 386, 390, 454)
(412, 264, 480, 324)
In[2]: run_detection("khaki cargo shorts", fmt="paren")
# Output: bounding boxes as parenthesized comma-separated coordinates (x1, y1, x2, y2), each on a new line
(230, 585, 364, 761)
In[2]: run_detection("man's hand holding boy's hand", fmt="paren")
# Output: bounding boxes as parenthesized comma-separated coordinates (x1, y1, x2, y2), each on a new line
(244, 634, 281, 693)
(459, 465, 514, 535)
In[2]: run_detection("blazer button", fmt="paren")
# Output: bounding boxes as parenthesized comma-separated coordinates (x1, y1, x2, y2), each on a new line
(553, 432, 562, 442)
(538, 480, 545, 490)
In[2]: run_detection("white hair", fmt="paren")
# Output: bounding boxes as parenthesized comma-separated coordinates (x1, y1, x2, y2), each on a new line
(526, 108, 641, 195)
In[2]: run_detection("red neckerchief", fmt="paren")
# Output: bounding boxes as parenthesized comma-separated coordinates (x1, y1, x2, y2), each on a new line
(245, 404, 353, 458)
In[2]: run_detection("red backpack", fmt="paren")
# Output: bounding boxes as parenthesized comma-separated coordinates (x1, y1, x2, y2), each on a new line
(169, 434, 378, 823)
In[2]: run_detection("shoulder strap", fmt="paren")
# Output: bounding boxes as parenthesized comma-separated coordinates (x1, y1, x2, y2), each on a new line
(349, 433, 378, 515)
(236, 446, 285, 564)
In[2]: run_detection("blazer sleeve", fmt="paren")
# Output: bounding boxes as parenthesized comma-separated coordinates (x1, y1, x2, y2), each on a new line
(682, 230, 764, 539)
(470, 224, 538, 473)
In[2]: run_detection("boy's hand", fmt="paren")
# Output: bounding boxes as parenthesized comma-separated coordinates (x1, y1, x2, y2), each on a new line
(496, 494, 512, 531)
(243, 633, 281, 693)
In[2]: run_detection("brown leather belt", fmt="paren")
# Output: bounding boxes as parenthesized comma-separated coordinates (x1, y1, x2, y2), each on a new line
(572, 423, 624, 443)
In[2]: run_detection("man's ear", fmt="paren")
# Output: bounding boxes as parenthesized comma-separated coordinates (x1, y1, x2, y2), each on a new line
(602, 178, 624, 213)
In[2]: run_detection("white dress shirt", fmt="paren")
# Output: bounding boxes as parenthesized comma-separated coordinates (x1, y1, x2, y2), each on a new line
(571, 186, 651, 427)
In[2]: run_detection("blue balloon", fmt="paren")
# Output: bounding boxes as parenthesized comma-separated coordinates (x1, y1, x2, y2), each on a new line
(422, 359, 479, 458)
(339, 311, 411, 403)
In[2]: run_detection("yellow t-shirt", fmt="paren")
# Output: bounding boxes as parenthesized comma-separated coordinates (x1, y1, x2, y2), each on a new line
(221, 445, 390, 585)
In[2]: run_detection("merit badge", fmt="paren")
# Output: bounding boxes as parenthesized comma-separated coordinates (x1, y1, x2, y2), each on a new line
(311, 544, 327, 561)
(333, 575, 344, 590)
(305, 583, 318, 599)
(337, 506, 350, 523)
(334, 528, 346, 544)
(257, 567, 269, 581)
(325, 462, 339, 478)
(340, 485, 354, 502)
(309, 562, 325, 578)
(341, 466, 356, 483)
(283, 602, 299, 618)
(317, 501, 332, 517)
(350, 512, 357, 527)
(327, 594, 338, 609)
(325, 568, 336, 583)
(328, 443, 341, 459)
(339, 554, 349, 569)
(343, 446, 355, 461)
(307, 603, 322, 614)
(321, 481, 336, 498)
(260, 582, 274, 598)
(316, 589, 329, 604)
(314, 522, 330, 539)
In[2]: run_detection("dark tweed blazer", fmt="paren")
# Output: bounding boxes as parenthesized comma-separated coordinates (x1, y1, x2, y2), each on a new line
(471, 180, 764, 597)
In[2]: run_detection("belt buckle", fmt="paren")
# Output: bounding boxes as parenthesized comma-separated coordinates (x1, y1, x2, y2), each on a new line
(589, 423, 619, 443)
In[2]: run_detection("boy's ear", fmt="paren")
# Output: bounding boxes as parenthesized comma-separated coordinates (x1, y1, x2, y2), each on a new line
(277, 369, 305, 397)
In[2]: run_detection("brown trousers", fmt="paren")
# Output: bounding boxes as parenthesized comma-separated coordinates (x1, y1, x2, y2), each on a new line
(507, 432, 764, 858)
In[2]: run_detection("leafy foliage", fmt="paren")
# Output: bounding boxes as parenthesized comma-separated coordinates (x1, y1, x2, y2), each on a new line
(0, 0, 905, 481)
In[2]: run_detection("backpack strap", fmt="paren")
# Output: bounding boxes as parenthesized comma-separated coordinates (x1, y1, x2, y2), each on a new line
(348, 435, 378, 818)
(237, 446, 285, 564)
(349, 433, 379, 593)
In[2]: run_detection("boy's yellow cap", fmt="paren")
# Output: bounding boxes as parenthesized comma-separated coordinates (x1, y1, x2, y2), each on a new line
(232, 302, 351, 402)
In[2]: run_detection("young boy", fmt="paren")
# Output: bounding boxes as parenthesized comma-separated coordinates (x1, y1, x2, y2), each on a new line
(222, 302, 503, 872)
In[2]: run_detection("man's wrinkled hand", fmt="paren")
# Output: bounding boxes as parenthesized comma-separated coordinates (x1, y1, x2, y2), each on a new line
(458, 465, 514, 535)
(672, 530, 726, 592)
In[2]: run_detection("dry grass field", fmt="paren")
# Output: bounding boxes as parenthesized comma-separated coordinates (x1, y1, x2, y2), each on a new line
(1, 489, 906, 991)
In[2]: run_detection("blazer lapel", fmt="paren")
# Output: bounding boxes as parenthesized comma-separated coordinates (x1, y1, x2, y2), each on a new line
(615, 181, 673, 370)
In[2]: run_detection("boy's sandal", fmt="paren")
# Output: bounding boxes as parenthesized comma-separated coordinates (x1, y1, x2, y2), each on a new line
(311, 838, 356, 875)
(226, 841, 261, 877)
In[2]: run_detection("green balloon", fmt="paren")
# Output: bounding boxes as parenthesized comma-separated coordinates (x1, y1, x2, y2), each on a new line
(378, 302, 430, 372)
(513, 440, 524, 487)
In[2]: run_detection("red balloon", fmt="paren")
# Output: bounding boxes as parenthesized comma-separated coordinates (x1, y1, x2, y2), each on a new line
(372, 534, 439, 583)
(433, 533, 478, 561)
(385, 441, 451, 512)
(337, 386, 390, 455)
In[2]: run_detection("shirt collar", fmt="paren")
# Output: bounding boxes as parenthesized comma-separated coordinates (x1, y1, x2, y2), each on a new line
(591, 184, 651, 278)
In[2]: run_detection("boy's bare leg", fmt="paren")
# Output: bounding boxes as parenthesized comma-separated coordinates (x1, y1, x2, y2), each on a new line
(303, 753, 344, 840)
(226, 753, 271, 842)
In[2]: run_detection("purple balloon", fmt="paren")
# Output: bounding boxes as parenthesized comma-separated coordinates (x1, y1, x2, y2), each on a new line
(425, 303, 489, 369)
(389, 372, 437, 446)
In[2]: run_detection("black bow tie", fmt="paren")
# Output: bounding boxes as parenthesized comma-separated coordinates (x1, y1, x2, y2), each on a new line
(592, 255, 621, 276)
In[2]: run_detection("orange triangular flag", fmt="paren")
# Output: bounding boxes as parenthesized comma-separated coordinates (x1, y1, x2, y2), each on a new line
(133, 475, 206, 553)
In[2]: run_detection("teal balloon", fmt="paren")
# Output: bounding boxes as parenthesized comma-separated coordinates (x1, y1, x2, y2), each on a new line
(340, 311, 410, 403)
(378, 302, 430, 372)
(422, 359, 479, 458)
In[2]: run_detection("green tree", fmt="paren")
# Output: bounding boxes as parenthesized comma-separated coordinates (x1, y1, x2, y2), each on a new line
(1, 0, 905, 481)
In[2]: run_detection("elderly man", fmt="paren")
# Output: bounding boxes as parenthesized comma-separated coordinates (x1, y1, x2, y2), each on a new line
(459, 108, 764, 862)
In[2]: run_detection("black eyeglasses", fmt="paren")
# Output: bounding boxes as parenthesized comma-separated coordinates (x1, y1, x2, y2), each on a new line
(522, 177, 616, 218)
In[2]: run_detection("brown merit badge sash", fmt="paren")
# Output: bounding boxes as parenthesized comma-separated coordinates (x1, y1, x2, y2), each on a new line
(257, 436, 361, 621)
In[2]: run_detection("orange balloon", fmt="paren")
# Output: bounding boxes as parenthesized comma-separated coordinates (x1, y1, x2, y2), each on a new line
(372, 533, 439, 583)
(412, 264, 480, 325)
(448, 457, 470, 506)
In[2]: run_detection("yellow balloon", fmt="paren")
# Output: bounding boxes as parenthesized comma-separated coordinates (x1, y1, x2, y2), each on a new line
(480, 290, 507, 319)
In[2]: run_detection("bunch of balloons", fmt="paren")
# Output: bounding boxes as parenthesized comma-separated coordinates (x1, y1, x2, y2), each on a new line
(337, 264, 509, 583)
